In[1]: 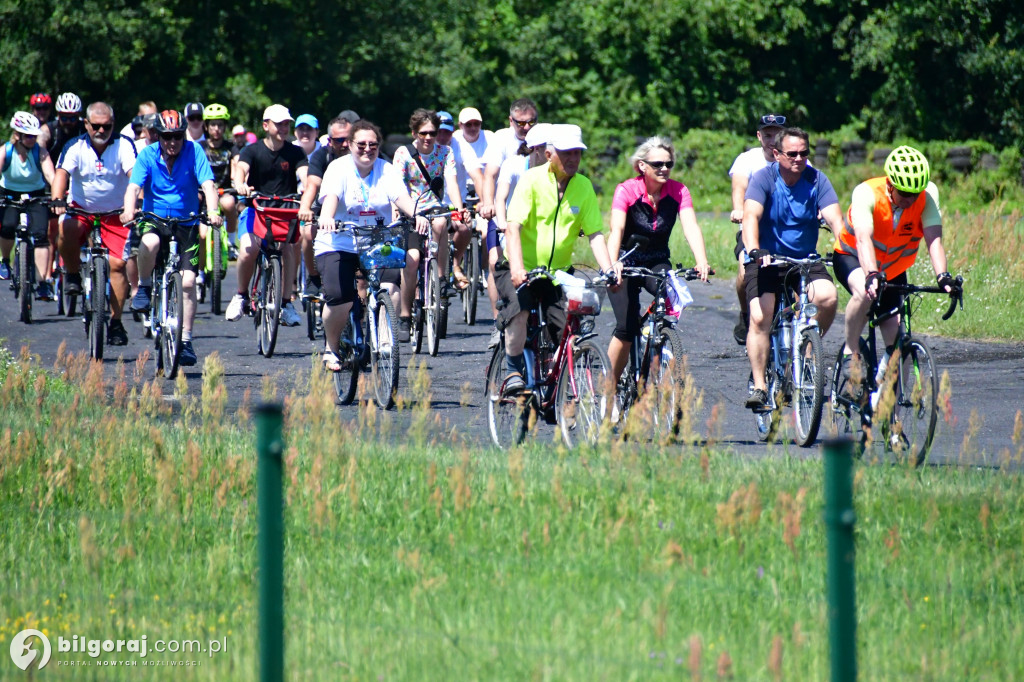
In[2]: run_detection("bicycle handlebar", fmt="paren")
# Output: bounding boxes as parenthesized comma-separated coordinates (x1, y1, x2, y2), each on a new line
(64, 207, 123, 219)
(130, 211, 201, 229)
(316, 217, 411, 234)
(620, 265, 715, 282)
(747, 250, 830, 268)
(0, 195, 51, 208)
(878, 275, 964, 321)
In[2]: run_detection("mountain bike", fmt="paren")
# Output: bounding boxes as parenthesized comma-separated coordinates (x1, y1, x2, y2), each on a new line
(485, 268, 612, 449)
(746, 251, 830, 447)
(328, 218, 408, 408)
(2, 195, 50, 323)
(411, 205, 458, 356)
(132, 212, 198, 379)
(830, 276, 963, 466)
(249, 192, 301, 358)
(64, 207, 123, 359)
(614, 263, 710, 440)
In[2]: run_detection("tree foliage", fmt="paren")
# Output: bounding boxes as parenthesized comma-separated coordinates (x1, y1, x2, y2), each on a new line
(1, 0, 1020, 147)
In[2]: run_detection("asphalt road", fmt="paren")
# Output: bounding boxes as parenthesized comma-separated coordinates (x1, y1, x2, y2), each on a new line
(2, 261, 1021, 467)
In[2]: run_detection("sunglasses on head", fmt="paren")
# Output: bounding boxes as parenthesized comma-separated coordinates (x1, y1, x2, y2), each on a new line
(761, 114, 786, 127)
(779, 149, 810, 159)
(353, 141, 379, 151)
(160, 132, 185, 141)
(87, 122, 113, 132)
(417, 129, 437, 138)
(644, 160, 674, 170)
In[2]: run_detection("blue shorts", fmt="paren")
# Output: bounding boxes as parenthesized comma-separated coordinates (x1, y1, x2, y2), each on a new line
(238, 206, 253, 235)
(486, 219, 506, 252)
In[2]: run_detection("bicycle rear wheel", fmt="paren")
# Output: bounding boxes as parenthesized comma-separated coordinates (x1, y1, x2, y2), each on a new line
(791, 328, 825, 447)
(162, 271, 184, 379)
(89, 258, 109, 360)
(486, 341, 531, 449)
(462, 234, 480, 325)
(371, 293, 400, 409)
(426, 259, 441, 357)
(210, 227, 224, 315)
(17, 239, 32, 323)
(830, 343, 867, 455)
(258, 255, 283, 357)
(556, 338, 611, 449)
(885, 339, 938, 466)
(751, 369, 782, 442)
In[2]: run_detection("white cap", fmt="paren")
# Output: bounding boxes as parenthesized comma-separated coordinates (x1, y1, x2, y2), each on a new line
(525, 122, 552, 148)
(231, 124, 246, 136)
(262, 104, 293, 123)
(458, 107, 482, 124)
(546, 124, 587, 151)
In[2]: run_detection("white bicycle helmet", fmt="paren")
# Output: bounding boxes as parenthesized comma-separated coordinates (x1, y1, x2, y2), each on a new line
(10, 111, 42, 136)
(56, 92, 83, 114)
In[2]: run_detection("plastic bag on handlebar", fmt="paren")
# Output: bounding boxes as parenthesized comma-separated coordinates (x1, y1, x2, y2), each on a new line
(553, 270, 602, 316)
(665, 270, 693, 316)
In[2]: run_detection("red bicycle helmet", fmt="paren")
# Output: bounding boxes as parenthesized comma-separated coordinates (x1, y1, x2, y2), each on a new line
(30, 92, 53, 107)
(155, 110, 186, 134)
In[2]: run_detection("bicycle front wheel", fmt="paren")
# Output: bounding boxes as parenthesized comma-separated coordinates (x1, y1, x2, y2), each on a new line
(462, 235, 480, 325)
(210, 227, 223, 315)
(425, 259, 441, 357)
(647, 326, 688, 440)
(556, 338, 611, 449)
(259, 255, 283, 357)
(17, 239, 32, 323)
(791, 328, 825, 447)
(162, 271, 184, 379)
(333, 319, 360, 407)
(89, 258, 109, 360)
(885, 339, 938, 466)
(486, 341, 530, 449)
(371, 293, 400, 409)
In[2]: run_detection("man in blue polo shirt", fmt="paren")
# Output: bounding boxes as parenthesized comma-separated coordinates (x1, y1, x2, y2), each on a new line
(121, 109, 221, 366)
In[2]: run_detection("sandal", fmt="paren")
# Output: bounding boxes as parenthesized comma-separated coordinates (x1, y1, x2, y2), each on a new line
(322, 349, 343, 372)
(452, 269, 471, 291)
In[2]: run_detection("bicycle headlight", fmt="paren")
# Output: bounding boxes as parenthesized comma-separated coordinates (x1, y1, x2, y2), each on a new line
(579, 319, 594, 335)
(801, 303, 818, 318)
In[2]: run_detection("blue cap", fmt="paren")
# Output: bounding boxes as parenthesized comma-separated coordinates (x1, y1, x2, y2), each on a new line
(295, 113, 319, 129)
(437, 110, 455, 132)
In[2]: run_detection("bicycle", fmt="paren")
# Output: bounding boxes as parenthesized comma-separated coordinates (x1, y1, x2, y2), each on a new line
(614, 262, 710, 440)
(132, 211, 199, 379)
(411, 205, 458, 357)
(456, 198, 482, 326)
(485, 268, 613, 449)
(64, 206, 123, 359)
(326, 218, 408, 408)
(197, 188, 235, 315)
(249, 192, 301, 358)
(830, 276, 964, 466)
(745, 251, 830, 447)
(2, 195, 50, 323)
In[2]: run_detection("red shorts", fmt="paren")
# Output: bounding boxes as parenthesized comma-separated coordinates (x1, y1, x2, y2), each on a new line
(64, 203, 131, 261)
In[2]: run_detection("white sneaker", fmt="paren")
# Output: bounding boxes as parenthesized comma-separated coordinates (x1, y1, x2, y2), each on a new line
(281, 301, 302, 327)
(225, 293, 247, 322)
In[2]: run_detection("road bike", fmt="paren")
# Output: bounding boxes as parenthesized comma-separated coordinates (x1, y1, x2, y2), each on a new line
(132, 212, 199, 379)
(64, 206, 123, 359)
(485, 268, 612, 449)
(327, 218, 408, 408)
(2, 195, 50, 323)
(614, 262, 709, 441)
(830, 276, 963, 465)
(746, 251, 830, 447)
(249, 192, 301, 358)
(411, 205, 458, 356)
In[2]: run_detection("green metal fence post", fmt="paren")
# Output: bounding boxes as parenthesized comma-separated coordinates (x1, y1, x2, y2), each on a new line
(257, 403, 284, 682)
(824, 438, 857, 682)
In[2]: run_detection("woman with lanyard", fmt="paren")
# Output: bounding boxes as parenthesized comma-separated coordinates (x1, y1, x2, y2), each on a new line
(315, 120, 428, 371)
(391, 108, 466, 342)
(605, 136, 711, 386)
(1, 112, 56, 295)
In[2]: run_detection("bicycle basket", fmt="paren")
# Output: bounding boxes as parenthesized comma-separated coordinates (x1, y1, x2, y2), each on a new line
(356, 224, 407, 270)
(252, 198, 300, 244)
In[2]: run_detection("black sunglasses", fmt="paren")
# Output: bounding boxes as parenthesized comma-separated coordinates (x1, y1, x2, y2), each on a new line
(644, 160, 674, 170)
(353, 141, 379, 151)
(511, 117, 537, 128)
(417, 129, 438, 138)
(87, 122, 114, 132)
(779, 149, 810, 159)
(60, 115, 80, 123)
(761, 114, 786, 127)
(329, 136, 348, 145)
(160, 132, 185, 141)
(894, 187, 921, 199)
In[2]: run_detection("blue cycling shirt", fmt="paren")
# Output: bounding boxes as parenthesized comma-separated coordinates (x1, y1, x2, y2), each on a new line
(129, 140, 214, 223)
(745, 162, 838, 258)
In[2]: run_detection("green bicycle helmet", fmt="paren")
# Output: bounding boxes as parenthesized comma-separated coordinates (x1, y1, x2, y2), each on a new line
(884, 145, 930, 193)
(203, 103, 230, 121)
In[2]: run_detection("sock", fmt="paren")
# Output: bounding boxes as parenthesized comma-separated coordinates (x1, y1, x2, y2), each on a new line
(182, 330, 192, 342)
(505, 353, 526, 377)
(140, 277, 152, 287)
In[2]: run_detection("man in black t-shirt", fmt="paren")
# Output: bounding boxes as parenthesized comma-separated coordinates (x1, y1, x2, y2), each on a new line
(226, 104, 308, 324)
(296, 116, 353, 297)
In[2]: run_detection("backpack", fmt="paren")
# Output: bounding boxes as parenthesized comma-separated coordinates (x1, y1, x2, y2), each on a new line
(3, 141, 42, 174)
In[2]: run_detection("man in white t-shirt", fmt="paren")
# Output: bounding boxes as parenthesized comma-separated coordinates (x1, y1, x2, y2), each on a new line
(452, 107, 493, 196)
(476, 98, 538, 220)
(51, 101, 138, 345)
(727, 113, 786, 345)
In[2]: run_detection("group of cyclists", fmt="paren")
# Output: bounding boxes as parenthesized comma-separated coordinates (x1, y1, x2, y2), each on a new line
(2, 90, 962, 447)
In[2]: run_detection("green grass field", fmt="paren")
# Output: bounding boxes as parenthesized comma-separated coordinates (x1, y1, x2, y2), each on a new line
(2, 349, 1022, 680)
